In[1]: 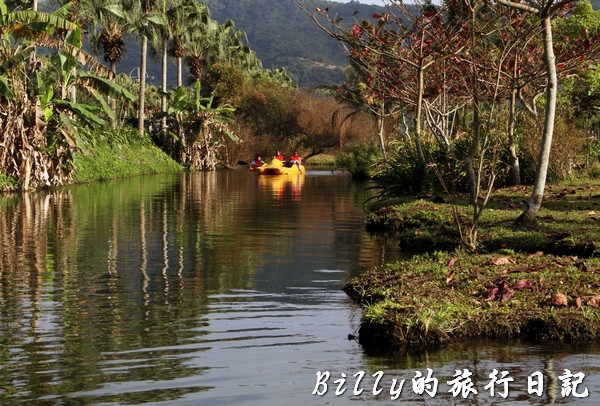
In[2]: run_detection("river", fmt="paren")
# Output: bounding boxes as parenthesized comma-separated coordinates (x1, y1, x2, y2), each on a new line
(1, 170, 599, 405)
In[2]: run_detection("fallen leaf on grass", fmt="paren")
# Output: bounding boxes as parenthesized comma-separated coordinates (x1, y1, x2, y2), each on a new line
(576, 297, 583, 309)
(446, 269, 456, 285)
(448, 258, 458, 267)
(513, 280, 532, 291)
(528, 251, 544, 258)
(490, 257, 516, 266)
(485, 286, 499, 301)
(502, 264, 547, 274)
(588, 295, 600, 307)
(549, 293, 568, 307)
(501, 288, 515, 302)
(485, 281, 519, 302)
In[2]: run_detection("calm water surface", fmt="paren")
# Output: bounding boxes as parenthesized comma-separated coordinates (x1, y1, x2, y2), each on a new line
(1, 170, 599, 405)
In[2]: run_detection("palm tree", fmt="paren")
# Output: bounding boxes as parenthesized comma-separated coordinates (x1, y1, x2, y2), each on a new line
(65, 0, 126, 127)
(124, 0, 165, 135)
(168, 0, 209, 87)
(150, 0, 171, 131)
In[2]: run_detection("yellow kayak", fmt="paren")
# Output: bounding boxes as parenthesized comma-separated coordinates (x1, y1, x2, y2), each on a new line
(255, 158, 305, 175)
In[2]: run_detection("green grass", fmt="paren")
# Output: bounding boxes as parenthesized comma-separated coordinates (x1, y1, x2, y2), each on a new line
(1, 127, 183, 191)
(365, 181, 600, 256)
(304, 154, 336, 165)
(73, 128, 182, 183)
(0, 173, 19, 192)
(345, 251, 600, 350)
(350, 179, 600, 351)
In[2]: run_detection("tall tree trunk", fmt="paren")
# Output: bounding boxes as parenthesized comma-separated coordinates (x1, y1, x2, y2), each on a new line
(138, 35, 148, 135)
(161, 39, 168, 132)
(517, 15, 557, 224)
(69, 67, 77, 103)
(110, 62, 117, 129)
(377, 104, 387, 160)
(414, 64, 425, 161)
(508, 86, 521, 185)
(177, 57, 182, 87)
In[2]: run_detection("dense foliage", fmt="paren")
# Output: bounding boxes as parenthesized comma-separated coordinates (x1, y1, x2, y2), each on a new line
(294, 0, 599, 250)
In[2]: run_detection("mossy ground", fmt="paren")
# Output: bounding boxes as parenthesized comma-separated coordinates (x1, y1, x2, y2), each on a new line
(350, 180, 600, 351)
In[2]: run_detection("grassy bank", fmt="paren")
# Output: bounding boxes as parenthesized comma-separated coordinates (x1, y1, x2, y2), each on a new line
(1, 128, 182, 193)
(73, 128, 182, 183)
(347, 180, 600, 352)
(0, 173, 19, 192)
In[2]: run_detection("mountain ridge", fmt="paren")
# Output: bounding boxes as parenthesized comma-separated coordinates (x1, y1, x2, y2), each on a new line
(203, 0, 388, 87)
(112, 0, 599, 89)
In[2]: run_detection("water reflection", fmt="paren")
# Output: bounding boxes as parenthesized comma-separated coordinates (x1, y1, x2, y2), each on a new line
(257, 174, 303, 201)
(1, 171, 599, 404)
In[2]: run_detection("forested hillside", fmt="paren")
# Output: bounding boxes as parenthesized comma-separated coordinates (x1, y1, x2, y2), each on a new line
(203, 0, 386, 87)
(111, 0, 599, 88)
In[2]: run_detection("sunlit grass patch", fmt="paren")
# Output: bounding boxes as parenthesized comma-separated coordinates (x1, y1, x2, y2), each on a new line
(0, 173, 19, 192)
(345, 251, 600, 350)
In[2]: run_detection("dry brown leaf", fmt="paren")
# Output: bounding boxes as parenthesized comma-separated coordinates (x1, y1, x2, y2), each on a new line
(549, 293, 568, 307)
(588, 295, 600, 307)
(576, 296, 583, 309)
(490, 257, 515, 266)
(528, 251, 544, 258)
(446, 269, 456, 285)
(513, 280, 532, 291)
(501, 288, 515, 302)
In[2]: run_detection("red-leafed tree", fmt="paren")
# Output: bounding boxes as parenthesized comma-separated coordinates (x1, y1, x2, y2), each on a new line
(293, 1, 465, 160)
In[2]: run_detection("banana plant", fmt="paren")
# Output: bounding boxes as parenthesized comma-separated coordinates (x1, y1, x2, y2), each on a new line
(164, 81, 238, 170)
(0, 0, 135, 189)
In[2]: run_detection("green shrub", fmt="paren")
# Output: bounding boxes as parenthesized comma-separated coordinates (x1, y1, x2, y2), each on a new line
(335, 143, 381, 178)
(0, 173, 19, 192)
(370, 143, 433, 200)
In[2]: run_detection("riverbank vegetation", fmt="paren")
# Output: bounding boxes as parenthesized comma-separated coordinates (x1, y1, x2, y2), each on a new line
(0, 0, 599, 354)
(0, 0, 378, 192)
(291, 0, 600, 351)
(73, 127, 182, 183)
(346, 180, 600, 351)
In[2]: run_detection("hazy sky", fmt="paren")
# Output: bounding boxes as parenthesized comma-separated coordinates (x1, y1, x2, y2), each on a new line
(349, 0, 387, 4)
(330, 0, 388, 5)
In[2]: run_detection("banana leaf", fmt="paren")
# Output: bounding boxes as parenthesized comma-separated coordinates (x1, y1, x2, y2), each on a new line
(79, 73, 136, 102)
(0, 75, 13, 98)
(0, 45, 34, 75)
(53, 100, 106, 126)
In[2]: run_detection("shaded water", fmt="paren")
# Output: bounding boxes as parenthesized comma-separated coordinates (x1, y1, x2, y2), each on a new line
(1, 170, 599, 405)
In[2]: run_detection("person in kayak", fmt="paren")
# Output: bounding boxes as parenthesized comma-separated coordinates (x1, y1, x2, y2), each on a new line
(250, 155, 265, 169)
(288, 151, 301, 169)
(275, 151, 285, 161)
